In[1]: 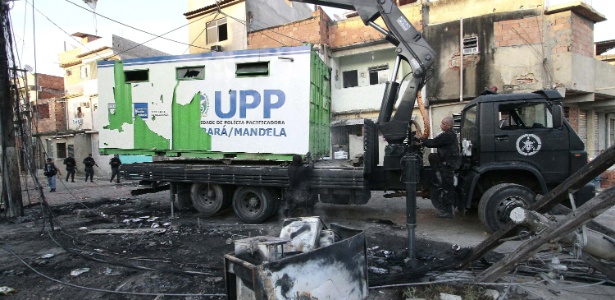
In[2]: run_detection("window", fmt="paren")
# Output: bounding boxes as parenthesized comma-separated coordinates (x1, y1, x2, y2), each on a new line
(369, 65, 389, 85)
(343, 70, 358, 88)
(236, 62, 269, 77)
(56, 143, 67, 159)
(498, 102, 553, 130)
(463, 36, 479, 55)
(80, 64, 90, 79)
(207, 18, 228, 44)
(124, 70, 149, 82)
(177, 67, 205, 80)
(461, 105, 478, 143)
(36, 103, 50, 119)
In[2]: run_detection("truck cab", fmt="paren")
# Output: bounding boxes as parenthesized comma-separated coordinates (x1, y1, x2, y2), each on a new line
(457, 90, 591, 232)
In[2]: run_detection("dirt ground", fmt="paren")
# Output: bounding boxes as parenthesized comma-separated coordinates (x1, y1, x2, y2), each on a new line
(1, 173, 614, 299)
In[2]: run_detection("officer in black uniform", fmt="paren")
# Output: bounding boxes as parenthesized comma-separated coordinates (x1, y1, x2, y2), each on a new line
(63, 154, 76, 182)
(416, 116, 460, 218)
(83, 153, 98, 182)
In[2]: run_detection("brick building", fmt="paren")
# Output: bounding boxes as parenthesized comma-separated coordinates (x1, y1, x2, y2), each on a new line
(13, 72, 65, 168)
(185, 0, 615, 185)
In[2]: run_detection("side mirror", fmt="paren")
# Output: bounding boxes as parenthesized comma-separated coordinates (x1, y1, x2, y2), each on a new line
(552, 104, 563, 129)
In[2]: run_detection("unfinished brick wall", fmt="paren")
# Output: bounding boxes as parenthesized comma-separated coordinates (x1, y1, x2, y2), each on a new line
(36, 74, 65, 99)
(566, 106, 580, 132)
(248, 3, 423, 50)
(248, 7, 331, 49)
(494, 16, 543, 47)
(570, 13, 594, 57)
(35, 98, 65, 134)
(330, 4, 422, 49)
(547, 11, 594, 58)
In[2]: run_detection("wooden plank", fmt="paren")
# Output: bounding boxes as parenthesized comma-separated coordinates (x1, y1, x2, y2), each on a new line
(457, 145, 615, 268)
(87, 228, 167, 234)
(581, 253, 615, 283)
(476, 185, 615, 282)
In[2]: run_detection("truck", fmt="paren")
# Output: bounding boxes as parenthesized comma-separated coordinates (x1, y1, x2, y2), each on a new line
(99, 0, 593, 233)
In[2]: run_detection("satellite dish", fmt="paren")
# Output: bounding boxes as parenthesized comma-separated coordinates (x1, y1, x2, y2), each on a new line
(83, 0, 97, 10)
(24, 64, 33, 72)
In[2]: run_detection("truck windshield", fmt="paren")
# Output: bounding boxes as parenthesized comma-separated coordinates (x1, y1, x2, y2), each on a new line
(498, 102, 553, 130)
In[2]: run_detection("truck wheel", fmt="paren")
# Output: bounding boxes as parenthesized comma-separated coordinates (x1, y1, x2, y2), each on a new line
(478, 183, 535, 233)
(190, 183, 231, 216)
(232, 187, 274, 223)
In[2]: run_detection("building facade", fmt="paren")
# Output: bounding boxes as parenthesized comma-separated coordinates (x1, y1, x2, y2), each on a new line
(222, 1, 615, 167)
(185, 0, 313, 53)
(13, 72, 65, 170)
(57, 33, 169, 177)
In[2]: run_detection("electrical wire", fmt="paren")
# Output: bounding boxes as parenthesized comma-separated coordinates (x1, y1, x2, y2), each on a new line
(0, 246, 226, 298)
(64, 0, 207, 50)
(23, 0, 108, 62)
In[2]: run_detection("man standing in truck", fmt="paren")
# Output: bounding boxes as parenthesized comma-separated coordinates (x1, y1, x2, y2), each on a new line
(417, 117, 460, 218)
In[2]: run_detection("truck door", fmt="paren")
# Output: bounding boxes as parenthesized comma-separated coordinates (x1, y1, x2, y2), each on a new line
(493, 101, 568, 184)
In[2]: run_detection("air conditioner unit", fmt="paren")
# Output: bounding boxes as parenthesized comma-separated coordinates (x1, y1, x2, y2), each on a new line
(210, 45, 222, 52)
(462, 47, 479, 55)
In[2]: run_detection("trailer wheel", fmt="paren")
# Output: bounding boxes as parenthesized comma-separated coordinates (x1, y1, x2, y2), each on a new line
(190, 183, 231, 216)
(232, 187, 274, 223)
(478, 183, 535, 233)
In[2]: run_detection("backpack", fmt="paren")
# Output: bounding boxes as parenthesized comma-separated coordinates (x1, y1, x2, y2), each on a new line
(44, 163, 57, 177)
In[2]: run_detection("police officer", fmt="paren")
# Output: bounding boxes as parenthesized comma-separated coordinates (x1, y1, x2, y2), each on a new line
(63, 154, 76, 182)
(109, 154, 122, 183)
(416, 116, 460, 218)
(83, 153, 98, 182)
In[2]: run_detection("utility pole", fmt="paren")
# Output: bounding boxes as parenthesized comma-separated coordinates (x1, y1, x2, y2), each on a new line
(0, 0, 23, 217)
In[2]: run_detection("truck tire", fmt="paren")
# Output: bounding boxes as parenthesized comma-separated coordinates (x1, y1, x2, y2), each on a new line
(190, 183, 231, 216)
(232, 187, 275, 223)
(478, 183, 535, 233)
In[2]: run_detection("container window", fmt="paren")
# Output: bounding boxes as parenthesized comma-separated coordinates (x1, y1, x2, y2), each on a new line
(236, 62, 269, 77)
(125, 70, 149, 82)
(177, 67, 205, 80)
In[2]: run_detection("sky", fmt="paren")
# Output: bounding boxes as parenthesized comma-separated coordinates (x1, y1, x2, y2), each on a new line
(8, 0, 615, 77)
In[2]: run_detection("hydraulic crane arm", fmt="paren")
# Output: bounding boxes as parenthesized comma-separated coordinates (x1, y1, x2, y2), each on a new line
(291, 0, 436, 143)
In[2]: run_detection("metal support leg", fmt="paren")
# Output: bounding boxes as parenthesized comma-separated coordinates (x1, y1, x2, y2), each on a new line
(404, 154, 418, 260)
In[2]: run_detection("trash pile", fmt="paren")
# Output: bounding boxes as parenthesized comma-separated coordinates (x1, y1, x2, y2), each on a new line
(225, 216, 368, 299)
